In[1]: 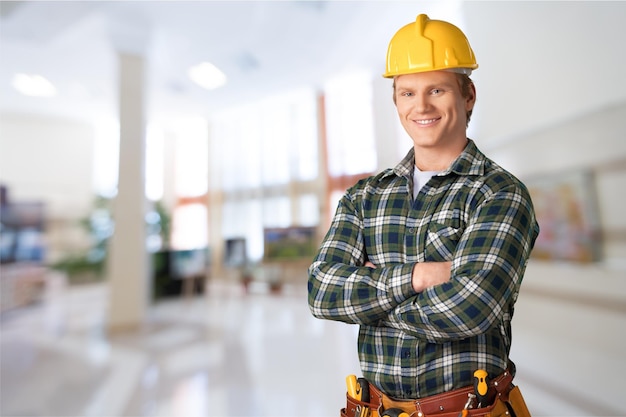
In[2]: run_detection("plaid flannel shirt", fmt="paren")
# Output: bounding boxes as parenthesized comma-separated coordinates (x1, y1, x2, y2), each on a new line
(308, 140, 539, 399)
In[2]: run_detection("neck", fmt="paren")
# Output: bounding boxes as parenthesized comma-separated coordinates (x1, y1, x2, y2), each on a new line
(413, 138, 468, 171)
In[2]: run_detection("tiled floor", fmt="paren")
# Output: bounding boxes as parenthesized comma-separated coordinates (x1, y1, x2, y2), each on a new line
(1, 272, 624, 417)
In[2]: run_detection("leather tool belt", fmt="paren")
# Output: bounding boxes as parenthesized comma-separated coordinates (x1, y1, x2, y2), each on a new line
(341, 368, 532, 417)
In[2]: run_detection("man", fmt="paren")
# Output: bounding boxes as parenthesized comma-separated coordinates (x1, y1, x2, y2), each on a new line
(308, 14, 539, 417)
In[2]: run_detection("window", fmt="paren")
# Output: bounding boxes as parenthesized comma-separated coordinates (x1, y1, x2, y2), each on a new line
(324, 72, 377, 177)
(170, 117, 210, 250)
(171, 203, 208, 251)
(297, 193, 320, 227)
(323, 71, 378, 225)
(210, 88, 319, 262)
(174, 119, 209, 197)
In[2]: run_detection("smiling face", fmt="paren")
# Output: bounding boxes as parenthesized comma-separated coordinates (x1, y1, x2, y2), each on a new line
(394, 71, 476, 168)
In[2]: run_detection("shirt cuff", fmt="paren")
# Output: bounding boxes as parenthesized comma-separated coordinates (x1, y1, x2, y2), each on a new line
(386, 263, 417, 304)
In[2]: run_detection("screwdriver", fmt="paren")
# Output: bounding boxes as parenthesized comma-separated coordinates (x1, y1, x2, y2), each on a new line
(457, 393, 476, 417)
(473, 369, 489, 408)
(346, 375, 359, 398)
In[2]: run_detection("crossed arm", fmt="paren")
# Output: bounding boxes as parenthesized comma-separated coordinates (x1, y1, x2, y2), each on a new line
(307, 184, 538, 342)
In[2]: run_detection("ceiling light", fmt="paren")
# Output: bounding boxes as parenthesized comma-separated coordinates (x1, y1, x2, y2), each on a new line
(188, 62, 227, 90)
(12, 73, 57, 97)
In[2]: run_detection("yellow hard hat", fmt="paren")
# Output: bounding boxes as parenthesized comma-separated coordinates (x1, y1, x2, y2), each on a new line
(383, 14, 478, 78)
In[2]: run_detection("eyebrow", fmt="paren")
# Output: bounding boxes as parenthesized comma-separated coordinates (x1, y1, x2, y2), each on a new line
(395, 82, 456, 92)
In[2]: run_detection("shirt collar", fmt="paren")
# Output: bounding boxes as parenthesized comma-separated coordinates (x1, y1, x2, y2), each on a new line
(389, 139, 486, 179)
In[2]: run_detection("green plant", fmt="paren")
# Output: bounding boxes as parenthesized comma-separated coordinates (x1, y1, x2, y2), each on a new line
(51, 197, 172, 283)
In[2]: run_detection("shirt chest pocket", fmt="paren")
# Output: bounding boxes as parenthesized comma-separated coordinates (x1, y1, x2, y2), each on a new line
(423, 222, 463, 261)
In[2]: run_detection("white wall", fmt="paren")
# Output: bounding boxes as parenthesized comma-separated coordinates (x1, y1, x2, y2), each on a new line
(0, 113, 95, 216)
(0, 113, 96, 259)
(488, 102, 626, 263)
(464, 1, 626, 148)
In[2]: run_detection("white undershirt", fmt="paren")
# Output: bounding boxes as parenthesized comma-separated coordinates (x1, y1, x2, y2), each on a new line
(413, 166, 440, 199)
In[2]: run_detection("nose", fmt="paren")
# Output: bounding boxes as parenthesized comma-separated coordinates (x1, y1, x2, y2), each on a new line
(411, 93, 430, 113)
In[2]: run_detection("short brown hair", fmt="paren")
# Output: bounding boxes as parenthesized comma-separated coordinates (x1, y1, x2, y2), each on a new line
(392, 73, 475, 127)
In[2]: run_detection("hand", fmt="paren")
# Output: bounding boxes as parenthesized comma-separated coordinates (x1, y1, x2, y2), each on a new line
(411, 261, 452, 292)
(365, 261, 376, 268)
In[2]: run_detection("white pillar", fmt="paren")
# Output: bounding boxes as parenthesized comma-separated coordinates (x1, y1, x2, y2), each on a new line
(107, 51, 149, 331)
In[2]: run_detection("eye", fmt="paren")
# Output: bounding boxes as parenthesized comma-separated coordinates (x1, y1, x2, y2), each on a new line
(430, 88, 443, 95)
(400, 91, 413, 97)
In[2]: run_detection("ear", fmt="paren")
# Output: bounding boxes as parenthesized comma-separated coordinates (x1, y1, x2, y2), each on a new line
(466, 82, 477, 111)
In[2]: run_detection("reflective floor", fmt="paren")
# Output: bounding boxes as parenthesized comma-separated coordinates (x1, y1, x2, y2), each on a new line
(1, 272, 624, 416)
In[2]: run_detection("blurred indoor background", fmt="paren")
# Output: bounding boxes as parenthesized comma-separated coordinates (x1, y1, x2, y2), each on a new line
(1, 1, 625, 416)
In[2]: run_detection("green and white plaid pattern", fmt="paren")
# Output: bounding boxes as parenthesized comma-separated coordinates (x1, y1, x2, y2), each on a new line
(308, 140, 539, 399)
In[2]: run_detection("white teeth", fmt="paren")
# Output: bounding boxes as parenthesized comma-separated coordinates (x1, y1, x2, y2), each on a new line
(416, 118, 437, 125)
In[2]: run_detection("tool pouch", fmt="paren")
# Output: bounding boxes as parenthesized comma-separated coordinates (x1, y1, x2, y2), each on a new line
(502, 385, 531, 417)
(339, 386, 531, 417)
